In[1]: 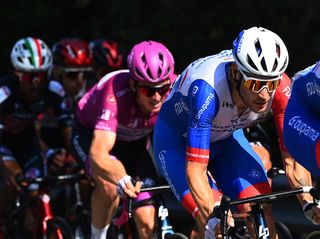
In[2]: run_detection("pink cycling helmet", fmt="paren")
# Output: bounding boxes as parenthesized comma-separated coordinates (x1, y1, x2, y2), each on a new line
(127, 40, 174, 83)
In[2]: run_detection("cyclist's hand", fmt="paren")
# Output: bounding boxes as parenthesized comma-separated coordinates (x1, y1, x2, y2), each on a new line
(1, 160, 22, 191)
(46, 148, 67, 172)
(205, 217, 220, 239)
(5, 170, 20, 190)
(205, 212, 235, 239)
(303, 202, 320, 224)
(117, 175, 142, 198)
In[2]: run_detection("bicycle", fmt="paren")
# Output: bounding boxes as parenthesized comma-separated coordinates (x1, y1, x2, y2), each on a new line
(3, 173, 86, 239)
(49, 168, 93, 239)
(64, 175, 92, 239)
(212, 176, 320, 239)
(106, 183, 189, 239)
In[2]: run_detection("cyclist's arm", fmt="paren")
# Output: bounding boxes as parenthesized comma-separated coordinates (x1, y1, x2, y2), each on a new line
(282, 151, 314, 205)
(89, 129, 127, 185)
(272, 73, 314, 205)
(0, 83, 12, 144)
(187, 161, 214, 221)
(61, 126, 72, 152)
(186, 80, 218, 221)
(33, 117, 50, 153)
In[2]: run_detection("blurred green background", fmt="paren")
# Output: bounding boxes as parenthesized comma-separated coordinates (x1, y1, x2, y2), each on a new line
(1, 0, 320, 76)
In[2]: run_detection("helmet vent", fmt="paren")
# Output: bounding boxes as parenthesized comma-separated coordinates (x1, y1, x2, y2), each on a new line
(27, 57, 33, 65)
(254, 40, 262, 57)
(135, 67, 144, 79)
(157, 53, 164, 77)
(17, 56, 23, 64)
(246, 55, 258, 72)
(141, 53, 146, 64)
(272, 59, 278, 72)
(159, 53, 164, 65)
(146, 67, 153, 79)
(275, 43, 280, 57)
(260, 57, 267, 72)
(157, 67, 162, 78)
(279, 57, 288, 72)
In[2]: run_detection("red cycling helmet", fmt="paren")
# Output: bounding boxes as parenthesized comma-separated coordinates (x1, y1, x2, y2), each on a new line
(89, 39, 124, 71)
(52, 38, 93, 71)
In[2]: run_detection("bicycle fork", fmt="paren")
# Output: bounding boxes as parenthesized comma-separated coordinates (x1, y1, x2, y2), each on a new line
(157, 200, 174, 239)
(251, 204, 270, 239)
(38, 191, 63, 239)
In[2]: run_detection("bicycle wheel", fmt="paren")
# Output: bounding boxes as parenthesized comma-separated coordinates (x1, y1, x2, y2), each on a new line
(71, 210, 91, 239)
(106, 223, 127, 239)
(46, 217, 74, 239)
(275, 221, 293, 239)
(73, 219, 91, 239)
(164, 233, 189, 239)
(305, 230, 320, 239)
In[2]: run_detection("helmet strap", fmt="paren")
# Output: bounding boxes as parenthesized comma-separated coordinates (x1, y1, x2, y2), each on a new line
(129, 78, 138, 95)
(237, 78, 246, 103)
(235, 77, 242, 93)
(229, 64, 247, 112)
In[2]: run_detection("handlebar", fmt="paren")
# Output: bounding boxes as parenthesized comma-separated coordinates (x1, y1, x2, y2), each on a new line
(113, 184, 171, 226)
(140, 184, 171, 193)
(16, 173, 88, 187)
(266, 167, 285, 179)
(216, 182, 320, 238)
(128, 184, 171, 217)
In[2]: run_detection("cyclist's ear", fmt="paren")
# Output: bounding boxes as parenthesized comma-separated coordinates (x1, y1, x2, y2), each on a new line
(230, 63, 242, 84)
(129, 78, 136, 92)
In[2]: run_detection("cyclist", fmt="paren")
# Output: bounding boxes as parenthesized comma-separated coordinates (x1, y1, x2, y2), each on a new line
(153, 26, 296, 239)
(283, 62, 320, 225)
(0, 37, 73, 227)
(39, 38, 94, 151)
(89, 39, 125, 80)
(71, 40, 176, 239)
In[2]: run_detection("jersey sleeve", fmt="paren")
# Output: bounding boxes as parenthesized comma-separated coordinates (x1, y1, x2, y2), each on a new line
(271, 73, 291, 152)
(0, 76, 17, 130)
(186, 80, 219, 164)
(93, 82, 118, 132)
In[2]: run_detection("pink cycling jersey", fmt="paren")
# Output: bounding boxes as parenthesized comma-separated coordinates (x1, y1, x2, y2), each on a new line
(76, 69, 166, 141)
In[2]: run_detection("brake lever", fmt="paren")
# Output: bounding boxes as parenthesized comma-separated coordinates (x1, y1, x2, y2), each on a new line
(219, 195, 231, 239)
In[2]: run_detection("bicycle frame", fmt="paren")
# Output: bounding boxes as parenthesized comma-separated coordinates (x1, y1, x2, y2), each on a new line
(139, 185, 175, 238)
(36, 189, 64, 239)
(250, 204, 269, 239)
(11, 173, 83, 239)
(112, 185, 187, 239)
(217, 181, 320, 239)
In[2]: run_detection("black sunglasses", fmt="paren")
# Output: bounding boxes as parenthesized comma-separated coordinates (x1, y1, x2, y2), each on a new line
(65, 71, 84, 79)
(136, 83, 171, 97)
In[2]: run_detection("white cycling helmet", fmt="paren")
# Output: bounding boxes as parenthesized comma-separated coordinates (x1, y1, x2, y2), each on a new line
(10, 37, 53, 72)
(232, 27, 288, 80)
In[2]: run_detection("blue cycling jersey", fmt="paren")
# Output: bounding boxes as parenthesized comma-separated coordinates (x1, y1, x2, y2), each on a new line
(159, 50, 274, 163)
(153, 50, 293, 217)
(284, 62, 320, 176)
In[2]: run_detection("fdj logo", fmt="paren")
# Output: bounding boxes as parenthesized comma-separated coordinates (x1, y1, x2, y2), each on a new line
(258, 225, 269, 239)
